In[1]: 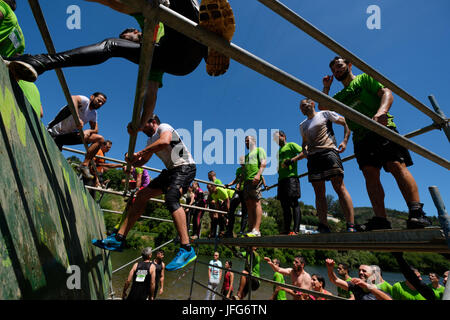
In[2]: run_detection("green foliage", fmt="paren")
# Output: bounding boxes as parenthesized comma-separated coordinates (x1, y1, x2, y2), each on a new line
(103, 168, 126, 190)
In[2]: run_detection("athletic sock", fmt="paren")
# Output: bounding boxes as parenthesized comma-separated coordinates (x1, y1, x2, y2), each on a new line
(181, 244, 191, 252)
(407, 202, 424, 212)
(115, 233, 126, 242)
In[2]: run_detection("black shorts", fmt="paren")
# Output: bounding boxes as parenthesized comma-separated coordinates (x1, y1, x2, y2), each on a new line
(51, 131, 82, 151)
(147, 164, 196, 195)
(354, 128, 413, 172)
(277, 177, 301, 200)
(243, 278, 260, 296)
(307, 149, 344, 182)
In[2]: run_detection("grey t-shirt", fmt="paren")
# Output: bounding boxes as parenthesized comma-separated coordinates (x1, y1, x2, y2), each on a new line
(299, 111, 341, 155)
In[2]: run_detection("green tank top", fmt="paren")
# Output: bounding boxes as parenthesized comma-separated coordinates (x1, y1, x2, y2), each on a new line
(0, 1, 25, 57)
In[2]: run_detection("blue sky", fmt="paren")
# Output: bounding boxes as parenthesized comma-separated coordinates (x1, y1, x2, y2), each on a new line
(15, 0, 449, 217)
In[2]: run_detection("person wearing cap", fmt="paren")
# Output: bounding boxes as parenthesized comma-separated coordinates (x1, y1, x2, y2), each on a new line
(122, 247, 156, 300)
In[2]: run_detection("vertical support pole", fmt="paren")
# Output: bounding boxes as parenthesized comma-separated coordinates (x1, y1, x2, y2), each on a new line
(429, 186, 450, 249)
(428, 186, 450, 301)
(188, 246, 199, 300)
(248, 247, 253, 301)
(428, 95, 450, 143)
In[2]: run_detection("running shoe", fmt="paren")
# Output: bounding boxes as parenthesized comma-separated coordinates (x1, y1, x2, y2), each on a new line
(317, 223, 331, 233)
(165, 246, 197, 271)
(355, 217, 392, 232)
(92, 235, 125, 252)
(79, 165, 94, 180)
(199, 0, 235, 76)
(246, 229, 261, 237)
(407, 204, 431, 229)
(346, 223, 356, 233)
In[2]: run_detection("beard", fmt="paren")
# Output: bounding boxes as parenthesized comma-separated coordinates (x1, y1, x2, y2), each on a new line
(335, 67, 350, 81)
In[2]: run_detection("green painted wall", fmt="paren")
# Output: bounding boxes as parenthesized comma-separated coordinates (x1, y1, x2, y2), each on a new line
(0, 62, 112, 299)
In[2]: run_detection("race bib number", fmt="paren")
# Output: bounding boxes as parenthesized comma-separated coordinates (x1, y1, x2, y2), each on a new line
(135, 270, 148, 282)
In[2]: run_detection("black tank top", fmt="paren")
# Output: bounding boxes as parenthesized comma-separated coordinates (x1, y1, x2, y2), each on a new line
(154, 260, 163, 285)
(127, 261, 152, 300)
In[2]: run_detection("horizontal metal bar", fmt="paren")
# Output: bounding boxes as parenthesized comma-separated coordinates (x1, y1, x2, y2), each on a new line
(428, 95, 450, 143)
(101, 208, 173, 223)
(266, 122, 440, 190)
(85, 185, 227, 215)
(112, 238, 174, 274)
(62, 146, 235, 190)
(193, 227, 449, 253)
(154, 4, 449, 170)
(257, 0, 447, 126)
(196, 260, 347, 300)
(192, 280, 230, 300)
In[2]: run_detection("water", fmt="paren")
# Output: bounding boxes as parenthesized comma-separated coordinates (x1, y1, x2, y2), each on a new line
(109, 249, 418, 300)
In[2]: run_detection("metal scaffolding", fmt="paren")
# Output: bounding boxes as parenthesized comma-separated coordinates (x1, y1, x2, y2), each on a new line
(27, 0, 449, 301)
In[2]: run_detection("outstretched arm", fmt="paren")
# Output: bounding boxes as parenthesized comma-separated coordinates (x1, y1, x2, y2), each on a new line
(325, 259, 349, 291)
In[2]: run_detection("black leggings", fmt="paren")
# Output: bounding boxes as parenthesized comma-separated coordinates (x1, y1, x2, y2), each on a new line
(32, 0, 207, 76)
(280, 197, 302, 233)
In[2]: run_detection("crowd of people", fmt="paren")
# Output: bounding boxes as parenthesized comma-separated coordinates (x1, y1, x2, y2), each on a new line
(1, 0, 441, 288)
(200, 250, 449, 301)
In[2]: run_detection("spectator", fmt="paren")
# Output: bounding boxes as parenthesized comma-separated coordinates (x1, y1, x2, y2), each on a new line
(233, 247, 261, 300)
(205, 252, 222, 300)
(264, 255, 312, 300)
(269, 258, 287, 300)
(220, 260, 234, 300)
(428, 272, 445, 300)
(325, 258, 391, 300)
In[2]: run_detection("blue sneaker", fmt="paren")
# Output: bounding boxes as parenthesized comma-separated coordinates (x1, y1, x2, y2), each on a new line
(92, 235, 124, 252)
(165, 247, 197, 271)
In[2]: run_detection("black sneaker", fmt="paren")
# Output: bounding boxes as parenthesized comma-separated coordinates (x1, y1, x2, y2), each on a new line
(356, 217, 392, 232)
(318, 223, 331, 233)
(407, 205, 431, 229)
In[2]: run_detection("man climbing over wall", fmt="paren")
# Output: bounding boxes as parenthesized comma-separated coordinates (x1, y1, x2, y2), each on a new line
(6, 0, 236, 134)
(93, 114, 197, 271)
(47, 92, 108, 179)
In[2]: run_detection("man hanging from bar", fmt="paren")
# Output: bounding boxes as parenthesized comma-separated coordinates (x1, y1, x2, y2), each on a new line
(320, 57, 431, 231)
(5, 0, 235, 133)
(92, 114, 197, 271)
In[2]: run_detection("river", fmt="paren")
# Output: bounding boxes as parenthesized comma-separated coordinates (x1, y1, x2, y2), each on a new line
(109, 248, 419, 300)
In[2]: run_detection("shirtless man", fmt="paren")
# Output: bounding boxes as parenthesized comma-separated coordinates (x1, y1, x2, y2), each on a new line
(264, 255, 312, 300)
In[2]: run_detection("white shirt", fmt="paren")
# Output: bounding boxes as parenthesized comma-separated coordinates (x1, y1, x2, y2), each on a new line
(208, 259, 222, 282)
(300, 111, 341, 155)
(50, 96, 97, 135)
(146, 123, 195, 169)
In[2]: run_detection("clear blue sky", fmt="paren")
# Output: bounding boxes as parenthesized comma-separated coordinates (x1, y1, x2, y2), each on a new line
(15, 0, 449, 217)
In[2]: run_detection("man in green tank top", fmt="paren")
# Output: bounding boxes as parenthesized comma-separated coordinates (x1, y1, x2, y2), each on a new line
(243, 136, 266, 237)
(320, 56, 430, 231)
(273, 130, 303, 235)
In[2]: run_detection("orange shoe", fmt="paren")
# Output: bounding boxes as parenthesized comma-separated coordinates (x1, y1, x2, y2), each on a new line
(199, 0, 235, 76)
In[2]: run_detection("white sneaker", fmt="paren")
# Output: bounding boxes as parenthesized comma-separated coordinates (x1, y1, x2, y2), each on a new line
(246, 229, 261, 237)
